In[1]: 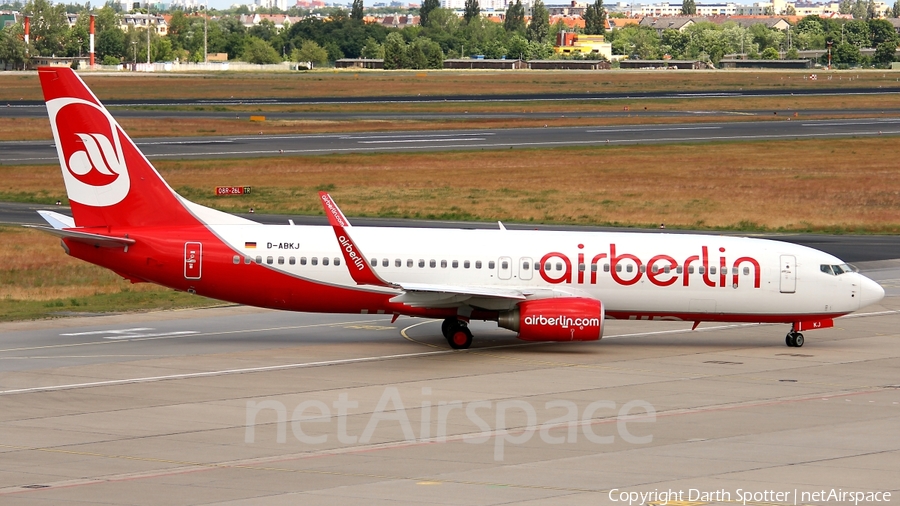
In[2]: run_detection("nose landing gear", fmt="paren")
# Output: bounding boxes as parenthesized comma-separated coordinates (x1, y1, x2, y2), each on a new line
(442, 317, 473, 349)
(785, 331, 804, 347)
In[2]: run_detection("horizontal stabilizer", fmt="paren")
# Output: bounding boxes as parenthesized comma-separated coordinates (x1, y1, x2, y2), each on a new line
(25, 225, 135, 249)
(37, 210, 76, 230)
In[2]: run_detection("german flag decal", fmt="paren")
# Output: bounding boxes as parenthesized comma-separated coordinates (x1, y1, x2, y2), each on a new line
(245, 242, 257, 249)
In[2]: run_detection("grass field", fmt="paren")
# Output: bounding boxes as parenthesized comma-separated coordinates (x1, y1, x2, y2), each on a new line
(4, 137, 899, 232)
(3, 69, 897, 101)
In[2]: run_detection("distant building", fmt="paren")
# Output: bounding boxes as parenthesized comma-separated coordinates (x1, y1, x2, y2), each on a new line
(554, 32, 612, 60)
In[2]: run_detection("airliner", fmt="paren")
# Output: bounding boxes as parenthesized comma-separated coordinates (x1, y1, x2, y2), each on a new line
(30, 67, 884, 349)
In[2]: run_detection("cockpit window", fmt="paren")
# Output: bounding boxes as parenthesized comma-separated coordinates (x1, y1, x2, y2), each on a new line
(821, 264, 855, 276)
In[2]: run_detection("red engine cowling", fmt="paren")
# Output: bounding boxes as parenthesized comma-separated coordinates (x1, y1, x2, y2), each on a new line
(497, 297, 605, 342)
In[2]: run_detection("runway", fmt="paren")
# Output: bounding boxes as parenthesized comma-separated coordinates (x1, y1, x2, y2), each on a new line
(4, 117, 900, 165)
(1, 292, 898, 504)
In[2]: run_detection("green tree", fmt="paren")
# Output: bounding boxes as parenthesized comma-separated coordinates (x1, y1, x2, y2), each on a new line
(681, 0, 696, 15)
(241, 35, 282, 63)
(360, 37, 384, 58)
(874, 40, 898, 67)
(583, 0, 607, 36)
(414, 37, 443, 68)
(0, 24, 29, 70)
(24, 0, 69, 56)
(839, 0, 852, 13)
(761, 46, 779, 59)
(292, 39, 328, 65)
(785, 46, 799, 58)
(893, 0, 900, 17)
(843, 19, 870, 47)
(507, 33, 528, 59)
(833, 41, 861, 66)
(463, 0, 480, 23)
(383, 31, 405, 69)
(419, 0, 440, 28)
(350, 0, 363, 21)
(868, 18, 896, 46)
(504, 0, 525, 33)
(526, 0, 549, 42)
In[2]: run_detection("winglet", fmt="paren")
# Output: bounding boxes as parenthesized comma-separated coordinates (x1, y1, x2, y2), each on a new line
(319, 192, 394, 288)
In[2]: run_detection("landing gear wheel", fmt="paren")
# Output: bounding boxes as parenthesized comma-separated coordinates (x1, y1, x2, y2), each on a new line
(441, 318, 457, 339)
(785, 332, 805, 347)
(448, 327, 473, 350)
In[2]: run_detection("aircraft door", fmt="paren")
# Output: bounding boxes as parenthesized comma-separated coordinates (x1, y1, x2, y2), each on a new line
(185, 242, 202, 280)
(498, 256, 513, 280)
(519, 257, 533, 280)
(780, 255, 796, 293)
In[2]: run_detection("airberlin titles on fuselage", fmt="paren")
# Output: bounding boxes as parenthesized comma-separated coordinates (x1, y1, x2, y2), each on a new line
(252, 240, 761, 290)
(540, 244, 761, 289)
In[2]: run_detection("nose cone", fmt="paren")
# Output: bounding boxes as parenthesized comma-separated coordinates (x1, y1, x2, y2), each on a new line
(858, 275, 885, 310)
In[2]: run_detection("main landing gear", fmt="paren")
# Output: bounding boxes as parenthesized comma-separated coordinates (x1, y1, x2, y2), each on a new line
(785, 331, 805, 348)
(442, 318, 473, 350)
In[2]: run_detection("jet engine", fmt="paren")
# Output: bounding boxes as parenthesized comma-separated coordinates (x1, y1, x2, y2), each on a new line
(497, 297, 605, 342)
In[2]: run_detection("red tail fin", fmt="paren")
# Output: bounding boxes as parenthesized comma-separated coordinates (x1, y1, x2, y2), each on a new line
(39, 67, 198, 229)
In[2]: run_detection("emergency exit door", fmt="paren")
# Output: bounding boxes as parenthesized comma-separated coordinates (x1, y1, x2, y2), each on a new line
(185, 242, 202, 280)
(780, 255, 796, 293)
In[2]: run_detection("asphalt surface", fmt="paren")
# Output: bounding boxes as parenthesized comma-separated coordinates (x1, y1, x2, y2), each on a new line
(5, 85, 900, 108)
(5, 117, 900, 165)
(1, 297, 898, 503)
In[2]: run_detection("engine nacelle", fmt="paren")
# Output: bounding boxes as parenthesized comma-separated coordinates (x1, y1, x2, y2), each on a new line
(497, 297, 605, 342)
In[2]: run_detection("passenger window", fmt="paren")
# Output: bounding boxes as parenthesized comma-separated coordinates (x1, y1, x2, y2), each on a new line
(501, 261, 508, 269)
(731, 267, 737, 275)
(556, 262, 562, 271)
(688, 266, 695, 274)
(419, 259, 425, 268)
(371, 258, 377, 267)
(266, 256, 273, 265)
(616, 264, 622, 272)
(640, 265, 646, 273)
(245, 257, 251, 264)
(743, 267, 750, 275)
(300, 257, 307, 265)
(604, 264, 610, 272)
(441, 260, 448, 268)
(664, 266, 670, 274)
(334, 258, 341, 266)
(452, 260, 459, 268)
(534, 262, 540, 270)
(578, 263, 585, 272)
(476, 261, 482, 269)
(591, 264, 597, 272)
(408, 259, 413, 267)
(626, 264, 633, 273)
(322, 257, 329, 266)
(382, 259, 389, 267)
(396, 259, 402, 267)
(430, 260, 436, 268)
(233, 255, 240, 264)
(489, 261, 495, 269)
(255, 256, 262, 264)
(289, 257, 296, 265)
(676, 266, 683, 274)
(710, 266, 716, 275)
(277, 256, 284, 265)
(311, 257, 318, 266)
(464, 260, 470, 268)
(522, 261, 529, 270)
(544, 263, 552, 271)
(698, 266, 705, 274)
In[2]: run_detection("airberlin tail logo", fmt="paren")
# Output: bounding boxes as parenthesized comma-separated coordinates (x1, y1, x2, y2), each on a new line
(47, 97, 130, 207)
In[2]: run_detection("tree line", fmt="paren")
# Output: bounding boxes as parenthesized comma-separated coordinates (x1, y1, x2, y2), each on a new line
(2, 0, 899, 70)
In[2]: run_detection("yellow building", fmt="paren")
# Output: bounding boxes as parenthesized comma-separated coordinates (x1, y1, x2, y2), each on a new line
(554, 32, 613, 60)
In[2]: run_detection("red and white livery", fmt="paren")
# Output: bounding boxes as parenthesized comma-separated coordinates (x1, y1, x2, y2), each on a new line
(32, 67, 884, 349)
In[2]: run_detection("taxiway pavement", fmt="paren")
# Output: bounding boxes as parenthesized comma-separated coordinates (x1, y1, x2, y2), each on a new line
(4, 118, 900, 165)
(1, 292, 898, 504)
